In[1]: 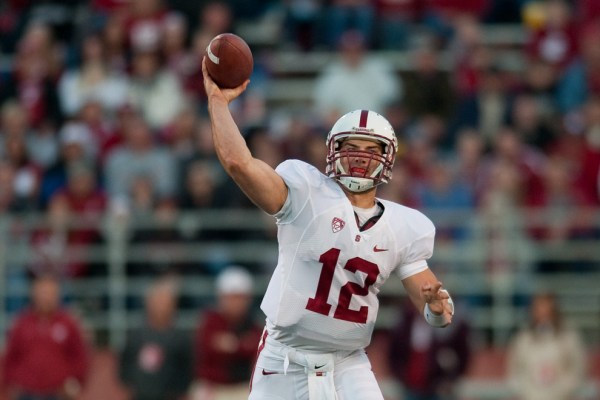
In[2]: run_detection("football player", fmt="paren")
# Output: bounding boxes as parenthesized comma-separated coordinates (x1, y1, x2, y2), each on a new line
(202, 58, 454, 400)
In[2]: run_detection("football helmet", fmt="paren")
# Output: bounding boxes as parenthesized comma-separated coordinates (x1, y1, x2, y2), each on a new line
(326, 109, 398, 192)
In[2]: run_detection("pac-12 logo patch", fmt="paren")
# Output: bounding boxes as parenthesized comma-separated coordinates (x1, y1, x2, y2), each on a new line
(331, 217, 345, 233)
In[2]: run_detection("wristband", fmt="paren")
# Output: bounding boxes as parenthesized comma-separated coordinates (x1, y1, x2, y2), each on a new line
(423, 290, 454, 327)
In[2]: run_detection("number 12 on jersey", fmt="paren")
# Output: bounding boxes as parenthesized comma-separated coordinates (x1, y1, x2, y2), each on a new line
(306, 248, 380, 324)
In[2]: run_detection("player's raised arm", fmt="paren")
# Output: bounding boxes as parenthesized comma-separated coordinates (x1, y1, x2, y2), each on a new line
(202, 57, 288, 215)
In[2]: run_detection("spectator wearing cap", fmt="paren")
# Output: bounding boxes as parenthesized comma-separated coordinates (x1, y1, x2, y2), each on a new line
(192, 266, 262, 400)
(40, 122, 98, 207)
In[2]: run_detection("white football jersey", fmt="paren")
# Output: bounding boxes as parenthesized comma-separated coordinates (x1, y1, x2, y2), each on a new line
(261, 160, 435, 351)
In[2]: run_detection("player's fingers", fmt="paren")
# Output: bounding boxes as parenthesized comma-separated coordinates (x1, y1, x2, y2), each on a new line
(437, 288, 450, 300)
(201, 56, 210, 80)
(222, 80, 250, 102)
(431, 281, 443, 294)
(443, 301, 454, 315)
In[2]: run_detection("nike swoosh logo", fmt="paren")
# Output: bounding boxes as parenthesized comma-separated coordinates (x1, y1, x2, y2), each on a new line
(315, 364, 326, 369)
(373, 245, 388, 252)
(262, 369, 279, 375)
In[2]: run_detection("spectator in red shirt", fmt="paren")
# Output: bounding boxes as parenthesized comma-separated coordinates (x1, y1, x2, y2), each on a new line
(193, 266, 262, 400)
(1, 274, 90, 400)
(524, 0, 579, 72)
(388, 298, 471, 400)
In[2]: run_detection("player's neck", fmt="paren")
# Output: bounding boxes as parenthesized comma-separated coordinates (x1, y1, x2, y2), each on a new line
(344, 189, 377, 208)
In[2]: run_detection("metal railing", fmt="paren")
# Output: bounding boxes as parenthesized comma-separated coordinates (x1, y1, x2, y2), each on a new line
(0, 209, 599, 350)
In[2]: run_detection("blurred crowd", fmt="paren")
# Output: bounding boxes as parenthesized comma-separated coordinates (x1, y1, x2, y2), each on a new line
(0, 0, 599, 282)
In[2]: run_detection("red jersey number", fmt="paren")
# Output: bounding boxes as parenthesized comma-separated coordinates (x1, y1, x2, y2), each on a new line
(306, 248, 380, 323)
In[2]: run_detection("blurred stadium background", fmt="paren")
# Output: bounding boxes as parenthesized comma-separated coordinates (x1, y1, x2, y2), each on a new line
(0, 0, 599, 399)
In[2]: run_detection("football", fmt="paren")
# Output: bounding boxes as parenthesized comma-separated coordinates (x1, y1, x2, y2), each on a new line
(205, 33, 253, 89)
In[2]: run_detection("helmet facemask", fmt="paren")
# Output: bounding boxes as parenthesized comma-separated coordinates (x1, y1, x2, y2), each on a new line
(325, 110, 398, 193)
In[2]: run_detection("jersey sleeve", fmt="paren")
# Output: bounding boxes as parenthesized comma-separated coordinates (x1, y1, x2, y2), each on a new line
(396, 212, 436, 280)
(272, 160, 313, 224)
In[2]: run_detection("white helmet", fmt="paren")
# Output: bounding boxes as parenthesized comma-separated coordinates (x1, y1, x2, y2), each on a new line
(326, 109, 398, 192)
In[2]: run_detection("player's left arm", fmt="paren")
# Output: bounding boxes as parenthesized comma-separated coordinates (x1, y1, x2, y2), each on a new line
(401, 268, 454, 327)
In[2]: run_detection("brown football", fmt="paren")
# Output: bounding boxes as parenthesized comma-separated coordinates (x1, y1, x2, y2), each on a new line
(205, 33, 253, 89)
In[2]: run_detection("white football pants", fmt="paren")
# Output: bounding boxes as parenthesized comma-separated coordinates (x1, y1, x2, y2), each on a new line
(249, 332, 384, 400)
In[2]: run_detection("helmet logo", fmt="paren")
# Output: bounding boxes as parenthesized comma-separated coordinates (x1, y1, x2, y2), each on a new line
(331, 217, 345, 233)
(351, 126, 374, 133)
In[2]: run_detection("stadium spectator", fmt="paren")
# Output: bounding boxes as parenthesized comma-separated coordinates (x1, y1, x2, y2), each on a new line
(388, 298, 471, 400)
(524, 0, 579, 72)
(195, 1, 233, 44)
(1, 274, 90, 400)
(123, 0, 170, 53)
(57, 32, 130, 118)
(417, 158, 475, 242)
(518, 59, 561, 117)
(119, 277, 193, 400)
(40, 122, 98, 208)
(31, 162, 106, 278)
(508, 92, 559, 152)
(403, 46, 455, 121)
(160, 105, 200, 160)
(451, 128, 488, 202)
(448, 64, 514, 148)
(192, 265, 262, 400)
(556, 22, 600, 114)
(126, 48, 186, 132)
(507, 291, 587, 400)
(524, 156, 597, 273)
(0, 159, 20, 214)
(76, 99, 121, 165)
(422, 0, 490, 48)
(160, 11, 195, 86)
(323, 0, 376, 49)
(281, 0, 324, 51)
(179, 159, 220, 210)
(103, 115, 177, 204)
(2, 133, 42, 211)
(447, 15, 489, 99)
(126, 195, 186, 277)
(0, 0, 29, 55)
(313, 29, 402, 126)
(0, 100, 58, 170)
(375, 0, 421, 50)
(100, 11, 129, 73)
(576, 97, 600, 206)
(468, 159, 536, 326)
(487, 127, 546, 203)
(0, 22, 64, 128)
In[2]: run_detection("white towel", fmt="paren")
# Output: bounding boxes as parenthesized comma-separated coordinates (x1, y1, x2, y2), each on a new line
(277, 344, 337, 400)
(304, 353, 337, 400)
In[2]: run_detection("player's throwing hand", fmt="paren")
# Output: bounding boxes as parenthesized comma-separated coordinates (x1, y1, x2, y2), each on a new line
(202, 57, 249, 105)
